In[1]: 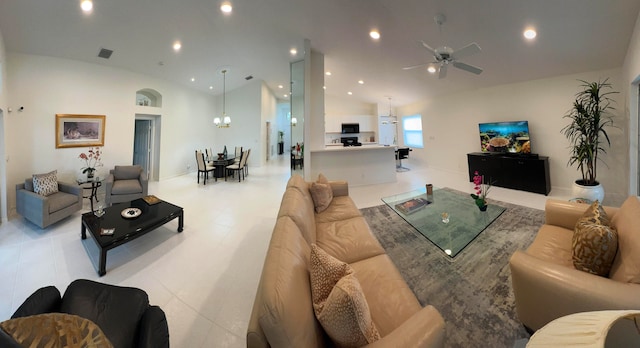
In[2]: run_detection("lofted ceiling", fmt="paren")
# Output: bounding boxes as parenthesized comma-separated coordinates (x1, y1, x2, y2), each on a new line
(0, 0, 638, 108)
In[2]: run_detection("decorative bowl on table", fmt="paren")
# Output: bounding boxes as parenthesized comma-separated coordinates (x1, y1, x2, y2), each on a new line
(121, 208, 142, 218)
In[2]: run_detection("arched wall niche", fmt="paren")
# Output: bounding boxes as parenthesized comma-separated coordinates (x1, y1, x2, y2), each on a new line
(135, 88, 162, 107)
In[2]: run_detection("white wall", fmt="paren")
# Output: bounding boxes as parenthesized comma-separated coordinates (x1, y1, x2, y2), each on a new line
(6, 53, 218, 214)
(622, 11, 640, 195)
(211, 79, 275, 167)
(0, 28, 8, 221)
(261, 82, 278, 163)
(398, 68, 627, 206)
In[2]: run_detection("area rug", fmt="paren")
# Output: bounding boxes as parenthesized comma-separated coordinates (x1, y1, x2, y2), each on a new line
(360, 189, 545, 348)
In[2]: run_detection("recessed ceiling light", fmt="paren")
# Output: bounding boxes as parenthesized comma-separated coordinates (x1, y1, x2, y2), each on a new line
(278, 85, 283, 89)
(191, 77, 195, 82)
(347, 91, 353, 95)
(524, 28, 537, 40)
(325, 71, 332, 76)
(358, 80, 364, 85)
(323, 86, 326, 90)
(80, 0, 93, 13)
(220, 2, 232, 14)
(427, 66, 437, 73)
(290, 48, 297, 56)
(283, 94, 288, 98)
(209, 86, 213, 90)
(369, 30, 380, 40)
(173, 41, 182, 51)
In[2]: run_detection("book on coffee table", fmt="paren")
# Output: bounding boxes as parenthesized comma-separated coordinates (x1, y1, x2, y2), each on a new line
(395, 197, 431, 215)
(100, 228, 115, 236)
(142, 195, 162, 205)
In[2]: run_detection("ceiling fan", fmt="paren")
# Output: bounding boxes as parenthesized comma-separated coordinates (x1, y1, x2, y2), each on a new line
(403, 14, 483, 79)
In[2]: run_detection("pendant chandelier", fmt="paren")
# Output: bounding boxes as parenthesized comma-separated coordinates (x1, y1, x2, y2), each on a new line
(381, 97, 397, 125)
(214, 69, 231, 128)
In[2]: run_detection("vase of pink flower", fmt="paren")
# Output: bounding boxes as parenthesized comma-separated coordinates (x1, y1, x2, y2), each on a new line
(470, 170, 492, 211)
(79, 147, 103, 179)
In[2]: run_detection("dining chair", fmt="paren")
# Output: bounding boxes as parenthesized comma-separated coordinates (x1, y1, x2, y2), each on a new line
(243, 148, 251, 176)
(195, 150, 216, 185)
(226, 150, 248, 182)
(234, 146, 243, 164)
(291, 153, 303, 170)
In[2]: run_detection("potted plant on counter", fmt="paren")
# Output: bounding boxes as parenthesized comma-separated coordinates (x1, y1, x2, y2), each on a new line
(561, 78, 617, 202)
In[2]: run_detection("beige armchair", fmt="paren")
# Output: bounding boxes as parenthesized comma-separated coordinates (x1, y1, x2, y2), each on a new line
(509, 198, 640, 342)
(16, 174, 82, 228)
(105, 165, 148, 206)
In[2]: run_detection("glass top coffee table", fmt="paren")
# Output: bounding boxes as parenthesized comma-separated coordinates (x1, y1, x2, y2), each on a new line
(382, 187, 505, 258)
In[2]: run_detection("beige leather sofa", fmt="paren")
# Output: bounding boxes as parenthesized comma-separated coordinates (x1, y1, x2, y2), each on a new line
(247, 174, 445, 347)
(509, 198, 640, 342)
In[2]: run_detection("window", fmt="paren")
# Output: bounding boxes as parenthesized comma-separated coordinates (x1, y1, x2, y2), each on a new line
(402, 115, 423, 148)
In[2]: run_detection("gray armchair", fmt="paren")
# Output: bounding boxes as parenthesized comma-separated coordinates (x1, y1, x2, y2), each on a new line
(105, 165, 148, 206)
(16, 179, 82, 228)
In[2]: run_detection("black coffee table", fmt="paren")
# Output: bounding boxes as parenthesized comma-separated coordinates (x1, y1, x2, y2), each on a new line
(81, 198, 184, 276)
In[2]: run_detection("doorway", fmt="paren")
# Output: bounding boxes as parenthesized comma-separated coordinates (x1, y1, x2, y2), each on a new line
(133, 114, 161, 181)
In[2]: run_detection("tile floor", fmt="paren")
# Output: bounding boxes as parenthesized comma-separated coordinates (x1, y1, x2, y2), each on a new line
(0, 156, 567, 347)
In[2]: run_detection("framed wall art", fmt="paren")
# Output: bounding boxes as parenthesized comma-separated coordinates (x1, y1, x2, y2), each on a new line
(55, 114, 106, 148)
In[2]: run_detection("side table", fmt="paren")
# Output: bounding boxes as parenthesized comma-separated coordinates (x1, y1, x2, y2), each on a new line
(77, 177, 103, 212)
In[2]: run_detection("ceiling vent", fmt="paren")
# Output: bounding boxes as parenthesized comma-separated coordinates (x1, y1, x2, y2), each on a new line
(245, 75, 253, 80)
(98, 48, 113, 59)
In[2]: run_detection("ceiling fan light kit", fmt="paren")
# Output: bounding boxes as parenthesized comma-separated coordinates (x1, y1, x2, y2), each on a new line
(403, 13, 484, 79)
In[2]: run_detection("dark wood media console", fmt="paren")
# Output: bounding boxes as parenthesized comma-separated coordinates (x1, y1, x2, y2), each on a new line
(467, 152, 551, 195)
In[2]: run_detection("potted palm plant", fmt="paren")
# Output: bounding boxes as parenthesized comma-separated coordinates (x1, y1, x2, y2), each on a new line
(561, 78, 617, 202)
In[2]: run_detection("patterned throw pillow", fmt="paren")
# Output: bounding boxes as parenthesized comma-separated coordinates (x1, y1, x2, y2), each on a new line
(310, 182, 333, 213)
(572, 200, 618, 276)
(32, 170, 59, 196)
(0, 313, 113, 347)
(576, 200, 611, 226)
(309, 244, 381, 347)
(317, 173, 329, 184)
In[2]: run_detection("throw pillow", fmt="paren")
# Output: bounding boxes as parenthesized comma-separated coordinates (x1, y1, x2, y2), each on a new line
(317, 173, 329, 184)
(572, 222, 618, 276)
(577, 200, 611, 227)
(310, 182, 333, 213)
(32, 170, 59, 196)
(572, 200, 618, 277)
(309, 244, 381, 347)
(609, 196, 640, 283)
(0, 313, 113, 348)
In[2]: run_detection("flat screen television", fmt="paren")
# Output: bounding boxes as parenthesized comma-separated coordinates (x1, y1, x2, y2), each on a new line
(479, 121, 531, 153)
(341, 123, 360, 134)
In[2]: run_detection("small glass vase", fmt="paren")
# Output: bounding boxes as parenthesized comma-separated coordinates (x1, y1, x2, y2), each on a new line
(86, 169, 95, 179)
(478, 204, 488, 212)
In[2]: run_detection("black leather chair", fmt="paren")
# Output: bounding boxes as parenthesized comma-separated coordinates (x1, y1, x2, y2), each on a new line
(395, 147, 411, 171)
(4, 279, 169, 348)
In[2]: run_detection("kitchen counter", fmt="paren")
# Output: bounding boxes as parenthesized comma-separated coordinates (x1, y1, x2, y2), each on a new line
(309, 145, 396, 186)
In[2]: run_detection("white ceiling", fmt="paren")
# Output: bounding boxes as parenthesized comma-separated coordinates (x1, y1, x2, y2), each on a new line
(0, 0, 638, 108)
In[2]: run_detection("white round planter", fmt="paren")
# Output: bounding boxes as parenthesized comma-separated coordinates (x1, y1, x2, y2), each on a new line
(572, 181, 605, 203)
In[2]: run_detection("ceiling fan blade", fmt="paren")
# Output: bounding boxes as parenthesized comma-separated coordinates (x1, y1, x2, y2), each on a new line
(438, 64, 448, 79)
(453, 61, 483, 75)
(420, 40, 437, 55)
(402, 63, 429, 70)
(452, 42, 481, 59)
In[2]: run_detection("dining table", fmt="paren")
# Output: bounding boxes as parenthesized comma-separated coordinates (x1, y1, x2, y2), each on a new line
(212, 155, 235, 179)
